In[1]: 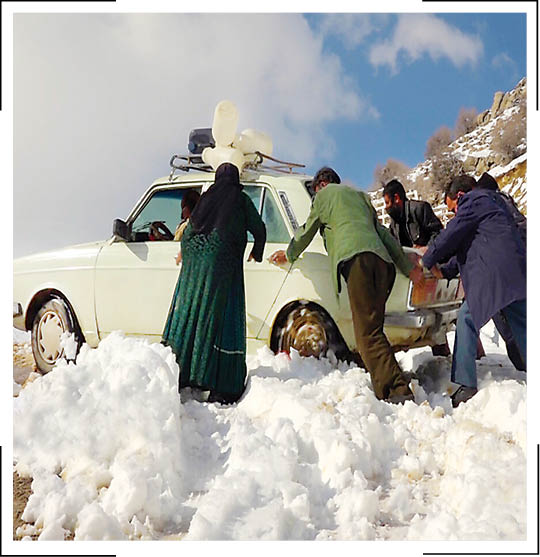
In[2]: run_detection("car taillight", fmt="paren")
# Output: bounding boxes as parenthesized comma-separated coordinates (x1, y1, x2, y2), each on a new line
(410, 277, 438, 306)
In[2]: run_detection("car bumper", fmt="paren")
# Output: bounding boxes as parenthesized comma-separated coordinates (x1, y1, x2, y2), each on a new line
(13, 302, 25, 330)
(385, 305, 460, 329)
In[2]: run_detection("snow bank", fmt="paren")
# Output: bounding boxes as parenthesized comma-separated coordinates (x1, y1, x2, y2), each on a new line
(13, 328, 31, 344)
(13, 326, 526, 541)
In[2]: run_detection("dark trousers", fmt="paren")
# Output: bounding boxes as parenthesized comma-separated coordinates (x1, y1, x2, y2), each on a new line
(492, 312, 526, 371)
(344, 253, 411, 400)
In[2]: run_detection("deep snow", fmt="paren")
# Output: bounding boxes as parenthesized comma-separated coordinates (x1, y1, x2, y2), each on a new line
(12, 323, 527, 542)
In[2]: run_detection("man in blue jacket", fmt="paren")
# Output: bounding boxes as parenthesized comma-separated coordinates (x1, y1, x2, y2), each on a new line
(472, 172, 526, 371)
(421, 176, 526, 407)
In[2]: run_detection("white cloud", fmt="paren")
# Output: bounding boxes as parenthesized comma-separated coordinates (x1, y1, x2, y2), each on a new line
(369, 14, 484, 73)
(318, 13, 390, 49)
(492, 52, 515, 69)
(14, 13, 376, 256)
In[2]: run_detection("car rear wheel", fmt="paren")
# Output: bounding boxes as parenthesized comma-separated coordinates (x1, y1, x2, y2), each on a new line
(31, 297, 82, 373)
(275, 306, 330, 358)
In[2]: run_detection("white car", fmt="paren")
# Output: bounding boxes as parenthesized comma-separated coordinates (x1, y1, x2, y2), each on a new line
(13, 160, 463, 373)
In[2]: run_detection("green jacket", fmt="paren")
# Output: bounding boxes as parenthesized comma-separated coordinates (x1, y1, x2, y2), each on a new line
(286, 184, 414, 294)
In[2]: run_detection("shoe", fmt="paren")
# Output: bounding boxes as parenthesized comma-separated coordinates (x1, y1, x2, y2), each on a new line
(451, 385, 478, 408)
(386, 393, 415, 404)
(431, 343, 451, 357)
(208, 391, 241, 405)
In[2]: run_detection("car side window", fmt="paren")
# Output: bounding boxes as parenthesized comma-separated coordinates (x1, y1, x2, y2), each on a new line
(243, 185, 263, 212)
(130, 187, 202, 242)
(261, 190, 290, 243)
(242, 184, 290, 244)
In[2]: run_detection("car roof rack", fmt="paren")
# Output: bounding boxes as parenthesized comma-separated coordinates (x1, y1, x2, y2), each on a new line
(168, 151, 306, 181)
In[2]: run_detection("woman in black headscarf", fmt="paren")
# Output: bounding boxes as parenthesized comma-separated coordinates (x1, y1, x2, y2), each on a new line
(162, 163, 266, 404)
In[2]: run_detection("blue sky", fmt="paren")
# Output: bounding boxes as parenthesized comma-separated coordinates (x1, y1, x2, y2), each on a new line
(304, 12, 526, 186)
(13, 12, 527, 255)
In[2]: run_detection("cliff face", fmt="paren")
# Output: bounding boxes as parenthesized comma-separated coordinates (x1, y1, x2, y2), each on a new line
(477, 78, 526, 126)
(370, 78, 527, 224)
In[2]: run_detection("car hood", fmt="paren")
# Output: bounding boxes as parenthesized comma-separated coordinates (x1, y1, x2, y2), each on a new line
(14, 240, 108, 272)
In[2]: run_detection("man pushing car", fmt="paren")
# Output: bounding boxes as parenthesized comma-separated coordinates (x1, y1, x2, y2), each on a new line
(269, 167, 425, 404)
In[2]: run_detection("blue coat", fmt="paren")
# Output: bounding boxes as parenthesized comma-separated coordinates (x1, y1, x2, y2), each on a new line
(422, 189, 526, 331)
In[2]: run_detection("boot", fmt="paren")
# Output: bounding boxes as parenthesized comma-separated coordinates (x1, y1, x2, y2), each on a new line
(385, 384, 415, 405)
(386, 392, 415, 404)
(451, 385, 478, 408)
(431, 341, 451, 357)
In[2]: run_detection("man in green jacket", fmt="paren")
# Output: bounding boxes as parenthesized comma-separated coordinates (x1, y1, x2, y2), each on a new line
(270, 167, 424, 404)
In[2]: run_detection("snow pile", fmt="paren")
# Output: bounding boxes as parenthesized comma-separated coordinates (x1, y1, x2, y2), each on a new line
(13, 329, 34, 396)
(13, 326, 526, 541)
(13, 328, 31, 344)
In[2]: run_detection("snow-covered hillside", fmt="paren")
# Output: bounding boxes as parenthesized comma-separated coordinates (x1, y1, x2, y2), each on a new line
(13, 327, 526, 541)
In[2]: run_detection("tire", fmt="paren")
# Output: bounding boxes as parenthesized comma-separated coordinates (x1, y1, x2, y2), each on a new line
(31, 297, 82, 373)
(274, 305, 332, 358)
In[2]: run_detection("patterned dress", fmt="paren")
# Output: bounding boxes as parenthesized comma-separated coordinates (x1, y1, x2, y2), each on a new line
(162, 192, 266, 400)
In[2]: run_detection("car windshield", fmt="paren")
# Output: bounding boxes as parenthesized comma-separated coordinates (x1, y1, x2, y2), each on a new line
(130, 183, 290, 244)
(131, 187, 202, 240)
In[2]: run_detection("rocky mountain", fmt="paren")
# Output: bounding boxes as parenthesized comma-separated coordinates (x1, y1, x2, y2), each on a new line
(370, 78, 527, 226)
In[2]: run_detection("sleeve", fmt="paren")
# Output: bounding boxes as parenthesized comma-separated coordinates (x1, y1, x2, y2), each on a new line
(245, 195, 267, 262)
(286, 196, 322, 264)
(439, 255, 459, 280)
(421, 202, 443, 245)
(388, 221, 398, 241)
(422, 196, 480, 269)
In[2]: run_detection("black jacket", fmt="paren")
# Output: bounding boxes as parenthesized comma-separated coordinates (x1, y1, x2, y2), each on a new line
(498, 191, 526, 246)
(388, 199, 443, 247)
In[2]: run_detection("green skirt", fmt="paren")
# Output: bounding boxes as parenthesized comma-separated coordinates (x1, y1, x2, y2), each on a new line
(162, 227, 247, 398)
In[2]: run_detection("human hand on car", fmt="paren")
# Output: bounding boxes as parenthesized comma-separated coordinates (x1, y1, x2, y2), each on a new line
(414, 245, 429, 255)
(269, 250, 288, 265)
(175, 251, 182, 265)
(430, 265, 443, 279)
(409, 264, 425, 287)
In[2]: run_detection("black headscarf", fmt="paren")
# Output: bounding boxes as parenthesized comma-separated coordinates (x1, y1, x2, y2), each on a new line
(189, 162, 243, 235)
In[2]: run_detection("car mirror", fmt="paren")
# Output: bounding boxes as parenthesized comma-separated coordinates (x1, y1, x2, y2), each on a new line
(112, 218, 130, 242)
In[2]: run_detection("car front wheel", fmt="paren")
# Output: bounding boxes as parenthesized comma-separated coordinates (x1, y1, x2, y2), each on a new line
(31, 297, 82, 373)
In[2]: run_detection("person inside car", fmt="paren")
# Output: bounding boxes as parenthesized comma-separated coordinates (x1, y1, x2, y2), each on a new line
(174, 189, 201, 264)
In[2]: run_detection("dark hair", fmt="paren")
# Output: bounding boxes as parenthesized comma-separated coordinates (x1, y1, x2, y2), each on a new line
(312, 167, 341, 190)
(182, 189, 201, 212)
(445, 175, 476, 200)
(383, 179, 407, 202)
(475, 172, 499, 191)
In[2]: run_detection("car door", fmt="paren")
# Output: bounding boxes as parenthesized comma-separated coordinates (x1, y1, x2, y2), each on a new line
(94, 185, 204, 340)
(242, 184, 293, 339)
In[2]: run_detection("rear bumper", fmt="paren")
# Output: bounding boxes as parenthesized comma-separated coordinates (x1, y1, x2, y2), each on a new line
(385, 305, 460, 329)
